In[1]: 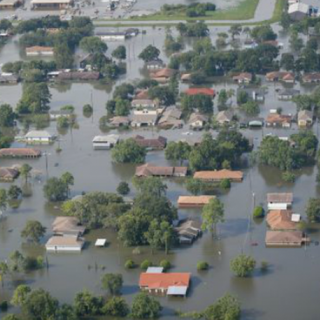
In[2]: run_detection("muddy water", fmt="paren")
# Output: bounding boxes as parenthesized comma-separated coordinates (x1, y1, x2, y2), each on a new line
(1, 28, 320, 320)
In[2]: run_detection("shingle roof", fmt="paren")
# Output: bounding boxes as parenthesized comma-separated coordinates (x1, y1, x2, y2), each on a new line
(139, 273, 191, 289)
(267, 193, 293, 203)
(266, 210, 297, 230)
(194, 169, 243, 181)
(177, 196, 215, 205)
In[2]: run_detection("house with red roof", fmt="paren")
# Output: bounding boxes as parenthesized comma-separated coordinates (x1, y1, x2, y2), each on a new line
(185, 88, 215, 97)
(139, 272, 191, 296)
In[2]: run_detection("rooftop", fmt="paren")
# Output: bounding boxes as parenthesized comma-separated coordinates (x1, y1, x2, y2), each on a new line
(139, 273, 191, 289)
(194, 169, 243, 181)
(267, 193, 293, 203)
(266, 210, 297, 230)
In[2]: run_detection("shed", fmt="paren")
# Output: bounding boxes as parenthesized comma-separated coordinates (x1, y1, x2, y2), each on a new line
(95, 239, 107, 247)
(92, 134, 119, 150)
(146, 267, 164, 273)
(267, 193, 293, 210)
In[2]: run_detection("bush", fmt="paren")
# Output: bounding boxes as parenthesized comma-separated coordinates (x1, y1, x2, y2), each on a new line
(230, 254, 256, 277)
(260, 261, 269, 272)
(253, 206, 264, 219)
(220, 178, 231, 189)
(117, 182, 130, 195)
(140, 260, 152, 270)
(197, 261, 209, 271)
(0, 301, 8, 311)
(83, 104, 93, 115)
(124, 259, 136, 269)
(282, 171, 295, 182)
(159, 260, 171, 271)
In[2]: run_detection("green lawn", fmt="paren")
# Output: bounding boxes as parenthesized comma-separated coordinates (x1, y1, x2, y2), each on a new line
(129, 0, 259, 21)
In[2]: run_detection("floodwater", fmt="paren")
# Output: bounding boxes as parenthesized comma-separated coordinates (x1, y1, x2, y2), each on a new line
(1, 27, 320, 320)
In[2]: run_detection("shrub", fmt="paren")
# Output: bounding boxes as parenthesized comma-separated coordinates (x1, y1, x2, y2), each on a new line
(260, 261, 269, 272)
(140, 260, 152, 270)
(0, 301, 8, 311)
(220, 178, 231, 189)
(282, 171, 295, 182)
(230, 254, 256, 277)
(253, 206, 264, 219)
(83, 104, 93, 115)
(197, 261, 209, 271)
(159, 260, 171, 271)
(124, 259, 136, 269)
(117, 182, 130, 195)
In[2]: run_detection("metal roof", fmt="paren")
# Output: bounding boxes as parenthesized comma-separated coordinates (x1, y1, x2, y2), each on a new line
(146, 267, 164, 274)
(167, 286, 188, 296)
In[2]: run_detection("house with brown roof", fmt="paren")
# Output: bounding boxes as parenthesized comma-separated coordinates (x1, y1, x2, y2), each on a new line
(177, 195, 216, 208)
(52, 217, 86, 236)
(216, 110, 233, 125)
(131, 99, 159, 109)
(188, 113, 208, 130)
(109, 116, 130, 128)
(266, 71, 295, 83)
(135, 89, 150, 100)
(133, 135, 167, 150)
(181, 73, 192, 82)
(158, 107, 183, 128)
(57, 71, 100, 81)
(298, 110, 313, 127)
(267, 193, 293, 210)
(265, 230, 308, 247)
(135, 163, 187, 178)
(0, 167, 19, 182)
(302, 73, 320, 83)
(0, 148, 41, 158)
(46, 235, 85, 252)
(232, 72, 253, 84)
(139, 272, 191, 296)
(150, 68, 176, 83)
(266, 210, 297, 230)
(131, 110, 159, 127)
(175, 219, 202, 244)
(193, 169, 243, 182)
(26, 46, 54, 56)
(266, 113, 292, 128)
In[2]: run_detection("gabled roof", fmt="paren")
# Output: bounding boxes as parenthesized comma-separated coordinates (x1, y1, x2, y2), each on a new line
(265, 230, 303, 244)
(178, 196, 215, 205)
(133, 135, 167, 148)
(0, 148, 41, 157)
(25, 130, 53, 139)
(0, 167, 19, 179)
(216, 110, 233, 123)
(52, 217, 86, 235)
(298, 110, 313, 121)
(194, 169, 243, 181)
(288, 2, 309, 14)
(188, 113, 208, 124)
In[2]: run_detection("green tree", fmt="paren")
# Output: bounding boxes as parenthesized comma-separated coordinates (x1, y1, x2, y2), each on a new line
(74, 290, 103, 317)
(54, 42, 74, 69)
(306, 198, 320, 223)
(0, 189, 7, 211)
(83, 104, 93, 116)
(8, 185, 22, 200)
(181, 94, 213, 114)
(131, 292, 162, 319)
(230, 254, 256, 277)
(132, 176, 167, 197)
(253, 206, 264, 219)
(251, 25, 277, 42)
(229, 24, 242, 40)
(21, 220, 46, 243)
(102, 296, 129, 317)
(203, 294, 241, 320)
(0, 104, 15, 127)
(149, 86, 175, 106)
(101, 273, 123, 296)
(113, 83, 134, 100)
(17, 82, 51, 114)
(240, 100, 259, 116)
(289, 31, 304, 52)
(138, 45, 160, 62)
(11, 284, 31, 306)
(117, 181, 130, 195)
(165, 141, 191, 165)
(43, 177, 69, 201)
(9, 250, 25, 272)
(201, 198, 224, 237)
(2, 315, 20, 320)
(0, 262, 8, 287)
(111, 139, 146, 164)
(112, 45, 126, 60)
(185, 178, 205, 195)
(80, 36, 108, 54)
(20, 163, 32, 184)
(22, 288, 59, 320)
(61, 172, 74, 197)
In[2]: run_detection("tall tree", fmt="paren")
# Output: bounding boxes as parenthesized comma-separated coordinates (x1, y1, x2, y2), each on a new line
(21, 220, 46, 243)
(201, 198, 224, 237)
(20, 163, 32, 184)
(101, 273, 123, 296)
(138, 45, 160, 62)
(0, 104, 15, 127)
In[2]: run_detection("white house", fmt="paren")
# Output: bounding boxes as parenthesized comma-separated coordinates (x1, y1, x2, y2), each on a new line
(267, 193, 293, 210)
(24, 130, 54, 144)
(45, 236, 85, 252)
(92, 134, 119, 150)
(288, 2, 309, 21)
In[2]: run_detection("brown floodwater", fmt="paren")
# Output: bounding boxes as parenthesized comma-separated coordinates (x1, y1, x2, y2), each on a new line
(1, 27, 320, 320)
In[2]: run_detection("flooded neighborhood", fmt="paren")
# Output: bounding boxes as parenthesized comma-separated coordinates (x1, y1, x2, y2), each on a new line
(1, 0, 320, 320)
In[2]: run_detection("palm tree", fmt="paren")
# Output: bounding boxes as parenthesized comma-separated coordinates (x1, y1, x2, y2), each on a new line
(229, 24, 242, 40)
(243, 27, 251, 40)
(20, 164, 32, 184)
(0, 262, 8, 287)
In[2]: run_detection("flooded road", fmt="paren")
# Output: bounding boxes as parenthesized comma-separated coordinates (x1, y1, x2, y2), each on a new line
(1, 28, 320, 320)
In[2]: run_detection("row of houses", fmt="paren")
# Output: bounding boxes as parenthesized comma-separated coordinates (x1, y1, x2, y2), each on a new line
(265, 193, 309, 247)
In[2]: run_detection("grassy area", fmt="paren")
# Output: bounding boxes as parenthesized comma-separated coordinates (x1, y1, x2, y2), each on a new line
(128, 0, 259, 21)
(94, 0, 286, 26)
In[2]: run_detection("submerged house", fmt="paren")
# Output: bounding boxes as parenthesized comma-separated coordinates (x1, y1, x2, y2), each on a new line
(0, 148, 41, 158)
(26, 46, 54, 56)
(139, 272, 191, 297)
(135, 163, 187, 178)
(298, 110, 313, 127)
(177, 196, 216, 208)
(278, 88, 300, 100)
(265, 230, 308, 247)
(232, 72, 253, 84)
(266, 114, 292, 128)
(45, 236, 85, 252)
(57, 71, 100, 81)
(92, 134, 119, 150)
(174, 219, 202, 244)
(150, 68, 176, 83)
(0, 73, 19, 84)
(185, 88, 215, 97)
(267, 193, 293, 210)
(216, 110, 233, 125)
(131, 110, 159, 127)
(109, 116, 130, 128)
(302, 73, 320, 83)
(188, 113, 208, 130)
(0, 167, 19, 182)
(52, 217, 86, 236)
(266, 210, 298, 230)
(133, 135, 167, 150)
(158, 107, 183, 128)
(24, 130, 54, 144)
(266, 71, 295, 83)
(194, 169, 243, 182)
(146, 59, 165, 70)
